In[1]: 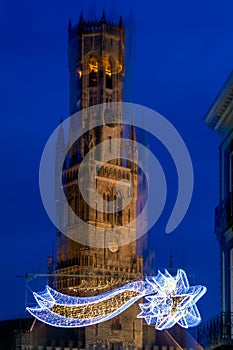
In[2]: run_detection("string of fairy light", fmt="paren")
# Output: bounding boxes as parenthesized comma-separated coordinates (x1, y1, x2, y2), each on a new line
(26, 269, 207, 330)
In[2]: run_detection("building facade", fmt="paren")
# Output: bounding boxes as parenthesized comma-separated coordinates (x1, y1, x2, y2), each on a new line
(55, 13, 143, 350)
(198, 72, 233, 349)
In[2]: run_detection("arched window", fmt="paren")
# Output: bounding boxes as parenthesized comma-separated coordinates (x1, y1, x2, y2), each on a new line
(118, 194, 123, 225)
(103, 192, 110, 223)
(82, 203, 85, 220)
(114, 193, 122, 225)
(112, 316, 121, 330)
(106, 60, 112, 89)
(89, 57, 98, 87)
(107, 193, 110, 222)
(103, 193, 106, 222)
(114, 194, 117, 224)
(96, 340, 103, 350)
(74, 194, 78, 214)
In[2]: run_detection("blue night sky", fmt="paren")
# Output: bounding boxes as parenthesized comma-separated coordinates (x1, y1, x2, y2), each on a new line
(1, 0, 233, 325)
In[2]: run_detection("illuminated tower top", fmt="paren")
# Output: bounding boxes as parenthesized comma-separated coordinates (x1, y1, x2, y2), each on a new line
(68, 12, 125, 115)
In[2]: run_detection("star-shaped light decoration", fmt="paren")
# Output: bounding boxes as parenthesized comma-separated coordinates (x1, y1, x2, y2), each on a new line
(137, 269, 206, 330)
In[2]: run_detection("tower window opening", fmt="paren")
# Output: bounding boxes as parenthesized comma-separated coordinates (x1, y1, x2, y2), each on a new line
(82, 255, 88, 266)
(106, 93, 112, 103)
(89, 91, 97, 106)
(114, 194, 117, 224)
(103, 193, 106, 221)
(114, 193, 122, 225)
(107, 193, 110, 222)
(90, 256, 93, 266)
(103, 192, 111, 222)
(109, 136, 112, 152)
(75, 195, 78, 213)
(118, 194, 123, 225)
(106, 61, 112, 89)
(89, 57, 98, 87)
(82, 203, 85, 220)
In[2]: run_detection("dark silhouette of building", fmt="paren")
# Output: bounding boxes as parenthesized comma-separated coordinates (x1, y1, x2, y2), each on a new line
(198, 71, 233, 349)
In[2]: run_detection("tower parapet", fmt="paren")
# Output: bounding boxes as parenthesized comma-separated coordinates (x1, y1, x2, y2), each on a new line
(68, 16, 125, 40)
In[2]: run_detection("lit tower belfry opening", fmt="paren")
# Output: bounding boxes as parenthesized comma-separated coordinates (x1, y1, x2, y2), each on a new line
(55, 11, 144, 349)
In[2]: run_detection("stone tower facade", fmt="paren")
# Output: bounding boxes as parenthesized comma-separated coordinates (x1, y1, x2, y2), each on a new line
(55, 12, 143, 350)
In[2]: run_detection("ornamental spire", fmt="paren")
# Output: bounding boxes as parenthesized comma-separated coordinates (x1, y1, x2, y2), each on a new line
(118, 16, 123, 28)
(101, 10, 106, 23)
(79, 12, 84, 24)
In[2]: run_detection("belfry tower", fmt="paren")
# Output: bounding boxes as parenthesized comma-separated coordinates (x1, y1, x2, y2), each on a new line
(55, 12, 144, 350)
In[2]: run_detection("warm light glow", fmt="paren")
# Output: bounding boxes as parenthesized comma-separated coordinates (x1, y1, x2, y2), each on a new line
(117, 64, 122, 73)
(105, 62, 112, 77)
(77, 69, 82, 78)
(26, 269, 206, 329)
(89, 57, 98, 73)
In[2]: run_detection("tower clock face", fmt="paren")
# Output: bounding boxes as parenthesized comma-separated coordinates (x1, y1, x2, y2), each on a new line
(108, 244, 118, 253)
(108, 238, 119, 253)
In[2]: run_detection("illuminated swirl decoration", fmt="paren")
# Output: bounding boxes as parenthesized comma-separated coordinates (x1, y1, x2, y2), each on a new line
(26, 269, 206, 330)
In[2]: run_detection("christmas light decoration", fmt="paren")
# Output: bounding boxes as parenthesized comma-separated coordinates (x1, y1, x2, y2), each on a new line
(26, 269, 206, 330)
(137, 269, 206, 329)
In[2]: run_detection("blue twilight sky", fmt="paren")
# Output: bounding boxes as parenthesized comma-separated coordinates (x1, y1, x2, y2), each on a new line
(0, 0, 233, 323)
